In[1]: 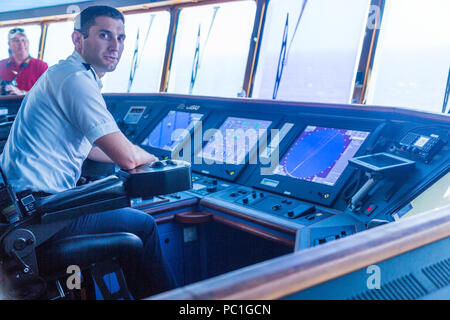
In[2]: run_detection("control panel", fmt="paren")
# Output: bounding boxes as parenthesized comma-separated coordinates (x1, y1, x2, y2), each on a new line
(99, 94, 450, 249)
(187, 173, 234, 196)
(394, 132, 446, 163)
(209, 186, 333, 226)
(111, 103, 161, 142)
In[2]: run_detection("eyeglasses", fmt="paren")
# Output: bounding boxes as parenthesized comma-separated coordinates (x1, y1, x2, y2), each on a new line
(8, 28, 27, 41)
(9, 28, 25, 35)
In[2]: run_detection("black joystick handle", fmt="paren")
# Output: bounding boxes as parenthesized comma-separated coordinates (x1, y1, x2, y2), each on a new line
(119, 160, 192, 199)
(151, 161, 165, 168)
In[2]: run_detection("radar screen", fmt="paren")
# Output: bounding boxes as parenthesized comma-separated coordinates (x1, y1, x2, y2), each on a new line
(273, 126, 370, 186)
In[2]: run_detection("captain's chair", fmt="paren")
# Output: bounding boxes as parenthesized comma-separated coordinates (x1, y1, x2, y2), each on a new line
(0, 114, 15, 154)
(0, 174, 142, 299)
(0, 160, 191, 299)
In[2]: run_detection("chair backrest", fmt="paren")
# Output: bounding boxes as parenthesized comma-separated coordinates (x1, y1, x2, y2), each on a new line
(0, 114, 15, 154)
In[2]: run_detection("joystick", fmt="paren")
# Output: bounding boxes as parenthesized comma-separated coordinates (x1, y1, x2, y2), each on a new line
(151, 161, 164, 168)
(118, 159, 192, 199)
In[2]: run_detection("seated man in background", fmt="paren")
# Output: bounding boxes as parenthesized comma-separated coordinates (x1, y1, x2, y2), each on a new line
(0, 6, 176, 298)
(0, 28, 48, 95)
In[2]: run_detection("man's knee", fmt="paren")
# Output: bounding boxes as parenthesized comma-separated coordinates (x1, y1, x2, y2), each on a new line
(139, 211, 157, 234)
(120, 208, 158, 238)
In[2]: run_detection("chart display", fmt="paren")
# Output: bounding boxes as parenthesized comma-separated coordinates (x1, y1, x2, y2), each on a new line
(142, 111, 203, 151)
(273, 126, 370, 186)
(199, 117, 272, 164)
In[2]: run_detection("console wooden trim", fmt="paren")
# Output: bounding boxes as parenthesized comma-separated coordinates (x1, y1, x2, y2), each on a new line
(209, 212, 295, 248)
(155, 214, 175, 225)
(175, 211, 213, 224)
(137, 197, 198, 215)
(201, 199, 297, 235)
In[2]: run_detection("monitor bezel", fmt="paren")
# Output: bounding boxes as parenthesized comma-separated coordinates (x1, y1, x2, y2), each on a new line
(191, 113, 282, 182)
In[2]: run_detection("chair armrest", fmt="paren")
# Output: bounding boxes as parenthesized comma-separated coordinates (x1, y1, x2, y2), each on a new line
(36, 175, 127, 215)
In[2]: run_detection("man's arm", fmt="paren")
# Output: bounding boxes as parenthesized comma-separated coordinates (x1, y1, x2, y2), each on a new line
(87, 146, 114, 163)
(92, 131, 157, 170)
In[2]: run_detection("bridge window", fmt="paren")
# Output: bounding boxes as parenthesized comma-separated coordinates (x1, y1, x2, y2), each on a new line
(251, 0, 371, 103)
(0, 24, 42, 60)
(44, 20, 76, 67)
(166, 0, 256, 97)
(102, 10, 170, 93)
(365, 0, 450, 113)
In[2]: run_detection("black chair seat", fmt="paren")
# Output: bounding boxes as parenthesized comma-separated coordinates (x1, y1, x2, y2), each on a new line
(36, 232, 143, 277)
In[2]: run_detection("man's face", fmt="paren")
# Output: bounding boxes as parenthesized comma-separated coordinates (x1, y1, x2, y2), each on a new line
(79, 16, 125, 76)
(8, 34, 29, 60)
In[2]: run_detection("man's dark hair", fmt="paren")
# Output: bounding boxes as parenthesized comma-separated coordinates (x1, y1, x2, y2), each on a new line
(74, 6, 124, 39)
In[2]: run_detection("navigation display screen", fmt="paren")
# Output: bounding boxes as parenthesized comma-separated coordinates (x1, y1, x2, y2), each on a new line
(348, 153, 415, 174)
(141, 111, 203, 151)
(273, 126, 370, 186)
(361, 153, 404, 167)
(199, 117, 272, 164)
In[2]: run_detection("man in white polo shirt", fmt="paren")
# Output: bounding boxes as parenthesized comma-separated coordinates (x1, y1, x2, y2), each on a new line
(0, 6, 176, 299)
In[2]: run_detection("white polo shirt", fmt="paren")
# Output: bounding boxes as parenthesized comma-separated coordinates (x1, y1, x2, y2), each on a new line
(0, 51, 119, 194)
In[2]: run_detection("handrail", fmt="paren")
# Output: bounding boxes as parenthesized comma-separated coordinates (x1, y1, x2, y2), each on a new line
(148, 204, 450, 299)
